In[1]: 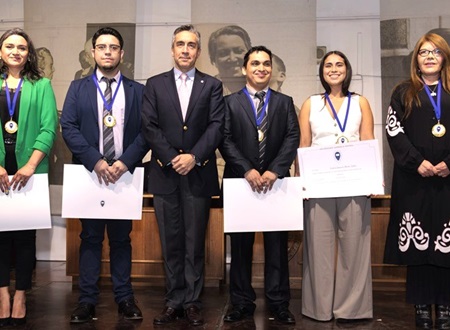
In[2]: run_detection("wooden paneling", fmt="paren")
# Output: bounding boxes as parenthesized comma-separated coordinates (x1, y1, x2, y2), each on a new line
(66, 196, 225, 287)
(249, 196, 405, 290)
(66, 196, 405, 290)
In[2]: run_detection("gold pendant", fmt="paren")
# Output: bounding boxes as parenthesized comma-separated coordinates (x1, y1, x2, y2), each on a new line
(432, 123, 446, 137)
(336, 135, 349, 144)
(258, 129, 264, 142)
(4, 120, 18, 134)
(103, 114, 116, 128)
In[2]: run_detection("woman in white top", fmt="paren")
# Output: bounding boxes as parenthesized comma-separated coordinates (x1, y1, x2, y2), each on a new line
(298, 50, 375, 322)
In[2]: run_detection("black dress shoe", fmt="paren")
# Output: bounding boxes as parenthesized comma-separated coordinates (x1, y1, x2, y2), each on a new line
(185, 306, 204, 326)
(273, 308, 296, 324)
(153, 306, 183, 325)
(224, 307, 253, 322)
(415, 304, 432, 329)
(10, 316, 26, 326)
(0, 318, 9, 327)
(118, 298, 143, 320)
(70, 303, 95, 324)
(436, 305, 450, 330)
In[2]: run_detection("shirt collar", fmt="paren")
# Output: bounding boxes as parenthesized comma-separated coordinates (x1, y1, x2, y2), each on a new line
(95, 69, 121, 83)
(174, 67, 196, 81)
(245, 84, 269, 97)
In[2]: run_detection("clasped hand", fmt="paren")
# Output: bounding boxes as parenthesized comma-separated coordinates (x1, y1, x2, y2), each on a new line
(94, 159, 128, 185)
(418, 160, 450, 178)
(244, 169, 277, 194)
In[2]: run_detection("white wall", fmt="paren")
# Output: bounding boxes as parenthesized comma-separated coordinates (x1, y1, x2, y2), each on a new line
(1, 0, 387, 260)
(317, 0, 383, 152)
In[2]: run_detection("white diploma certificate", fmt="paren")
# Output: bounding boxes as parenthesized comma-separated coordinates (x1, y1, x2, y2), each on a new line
(223, 177, 303, 233)
(297, 139, 384, 198)
(0, 174, 52, 231)
(62, 164, 144, 220)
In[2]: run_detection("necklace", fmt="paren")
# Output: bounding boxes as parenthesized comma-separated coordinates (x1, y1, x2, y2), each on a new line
(428, 84, 438, 97)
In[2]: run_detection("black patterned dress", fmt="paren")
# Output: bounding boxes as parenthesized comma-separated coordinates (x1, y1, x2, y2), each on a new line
(384, 81, 450, 269)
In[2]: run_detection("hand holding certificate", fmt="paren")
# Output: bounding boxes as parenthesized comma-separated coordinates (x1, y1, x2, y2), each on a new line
(0, 174, 52, 231)
(62, 164, 144, 220)
(297, 139, 384, 198)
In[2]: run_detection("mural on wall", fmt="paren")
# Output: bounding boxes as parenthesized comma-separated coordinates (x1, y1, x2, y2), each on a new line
(381, 17, 450, 193)
(195, 24, 301, 183)
(46, 23, 136, 185)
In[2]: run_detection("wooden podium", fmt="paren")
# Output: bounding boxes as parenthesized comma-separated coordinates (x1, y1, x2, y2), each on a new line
(66, 195, 225, 287)
(66, 195, 405, 290)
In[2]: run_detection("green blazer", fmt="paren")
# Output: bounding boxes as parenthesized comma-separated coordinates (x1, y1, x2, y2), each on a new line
(0, 77, 58, 174)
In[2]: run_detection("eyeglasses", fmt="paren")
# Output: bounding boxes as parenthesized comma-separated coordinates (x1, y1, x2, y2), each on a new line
(418, 48, 442, 57)
(94, 44, 121, 53)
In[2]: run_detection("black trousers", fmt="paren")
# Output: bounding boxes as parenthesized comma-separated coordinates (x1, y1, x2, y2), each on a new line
(229, 231, 291, 313)
(153, 176, 211, 309)
(406, 264, 450, 305)
(0, 230, 36, 290)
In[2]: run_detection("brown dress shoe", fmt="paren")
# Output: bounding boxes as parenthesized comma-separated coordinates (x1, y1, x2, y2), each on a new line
(185, 306, 204, 326)
(153, 306, 183, 325)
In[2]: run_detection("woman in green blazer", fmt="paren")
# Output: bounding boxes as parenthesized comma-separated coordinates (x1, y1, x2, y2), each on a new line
(0, 28, 57, 327)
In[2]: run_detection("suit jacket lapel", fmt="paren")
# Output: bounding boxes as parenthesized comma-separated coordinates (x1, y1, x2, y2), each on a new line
(236, 90, 257, 129)
(163, 69, 184, 122)
(87, 75, 99, 123)
(122, 76, 133, 127)
(267, 88, 278, 131)
(184, 70, 206, 121)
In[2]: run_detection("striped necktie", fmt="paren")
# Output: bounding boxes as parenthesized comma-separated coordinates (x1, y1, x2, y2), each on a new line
(102, 77, 115, 161)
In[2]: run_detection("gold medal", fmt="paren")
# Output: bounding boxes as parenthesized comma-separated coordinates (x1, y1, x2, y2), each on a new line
(336, 135, 349, 144)
(103, 114, 116, 128)
(432, 122, 446, 137)
(4, 120, 18, 134)
(258, 129, 264, 142)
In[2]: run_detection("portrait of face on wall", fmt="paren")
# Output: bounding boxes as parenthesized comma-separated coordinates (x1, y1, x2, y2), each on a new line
(198, 24, 290, 97)
(46, 23, 137, 186)
(36, 47, 55, 80)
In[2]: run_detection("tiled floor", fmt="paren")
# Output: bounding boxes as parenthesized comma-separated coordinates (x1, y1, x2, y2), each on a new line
(1, 261, 416, 329)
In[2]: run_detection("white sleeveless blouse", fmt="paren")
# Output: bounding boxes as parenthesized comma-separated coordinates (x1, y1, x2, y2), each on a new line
(309, 94, 362, 146)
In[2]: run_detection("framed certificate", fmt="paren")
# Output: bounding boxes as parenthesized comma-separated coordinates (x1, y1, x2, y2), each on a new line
(297, 139, 384, 198)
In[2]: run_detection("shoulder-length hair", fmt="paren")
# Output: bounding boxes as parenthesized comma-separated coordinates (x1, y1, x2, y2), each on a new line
(403, 32, 450, 117)
(319, 50, 353, 95)
(0, 28, 41, 82)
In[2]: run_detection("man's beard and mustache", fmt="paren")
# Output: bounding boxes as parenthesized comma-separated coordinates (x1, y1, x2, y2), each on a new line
(97, 61, 120, 73)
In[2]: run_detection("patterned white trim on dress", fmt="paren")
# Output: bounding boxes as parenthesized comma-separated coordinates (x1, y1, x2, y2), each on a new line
(435, 221, 450, 253)
(386, 106, 405, 137)
(398, 212, 429, 252)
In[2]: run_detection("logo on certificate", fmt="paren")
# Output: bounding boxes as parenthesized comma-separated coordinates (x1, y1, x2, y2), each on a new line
(335, 151, 341, 161)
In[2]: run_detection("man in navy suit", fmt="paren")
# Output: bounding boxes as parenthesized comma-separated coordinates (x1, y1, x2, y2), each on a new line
(61, 27, 147, 324)
(141, 25, 224, 326)
(220, 46, 299, 324)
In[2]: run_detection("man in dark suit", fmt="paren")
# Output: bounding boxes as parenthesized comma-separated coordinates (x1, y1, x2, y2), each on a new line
(141, 25, 224, 326)
(220, 46, 299, 324)
(61, 27, 146, 324)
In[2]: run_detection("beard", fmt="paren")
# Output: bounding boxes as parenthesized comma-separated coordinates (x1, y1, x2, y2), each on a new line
(97, 62, 120, 73)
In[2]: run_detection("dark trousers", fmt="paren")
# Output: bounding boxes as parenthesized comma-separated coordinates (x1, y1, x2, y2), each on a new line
(0, 230, 36, 290)
(153, 176, 211, 309)
(78, 219, 134, 305)
(229, 231, 291, 313)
